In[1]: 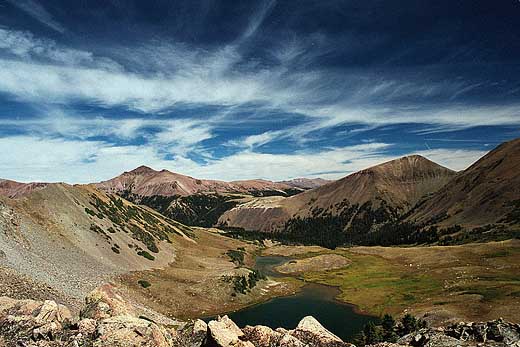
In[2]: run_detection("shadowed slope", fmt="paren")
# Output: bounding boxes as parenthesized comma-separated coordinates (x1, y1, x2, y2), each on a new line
(219, 155, 456, 233)
(408, 138, 520, 228)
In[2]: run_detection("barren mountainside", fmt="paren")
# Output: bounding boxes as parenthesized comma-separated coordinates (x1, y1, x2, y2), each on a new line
(0, 179, 48, 198)
(408, 138, 520, 228)
(96, 166, 302, 197)
(219, 155, 456, 233)
(0, 182, 194, 307)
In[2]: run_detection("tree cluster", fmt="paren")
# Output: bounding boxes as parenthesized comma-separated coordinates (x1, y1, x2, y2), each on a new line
(356, 314, 427, 346)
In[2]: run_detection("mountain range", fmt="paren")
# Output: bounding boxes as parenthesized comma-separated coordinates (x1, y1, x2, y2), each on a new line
(0, 137, 519, 316)
(218, 155, 456, 234)
(408, 138, 520, 231)
(220, 139, 520, 247)
(96, 165, 326, 197)
(1, 138, 519, 249)
(93, 168, 328, 227)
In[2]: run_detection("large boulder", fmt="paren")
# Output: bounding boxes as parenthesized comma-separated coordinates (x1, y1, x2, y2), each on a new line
(391, 319, 520, 347)
(34, 300, 72, 325)
(80, 283, 134, 320)
(94, 315, 174, 347)
(207, 315, 254, 347)
(289, 316, 355, 347)
(243, 325, 305, 347)
(0, 297, 72, 346)
(443, 319, 520, 346)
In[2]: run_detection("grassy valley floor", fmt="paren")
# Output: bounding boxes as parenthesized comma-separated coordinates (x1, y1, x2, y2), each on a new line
(113, 234, 519, 326)
(265, 240, 520, 326)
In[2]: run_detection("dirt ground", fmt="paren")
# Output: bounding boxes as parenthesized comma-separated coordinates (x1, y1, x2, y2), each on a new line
(262, 244, 329, 256)
(275, 254, 351, 274)
(116, 229, 301, 320)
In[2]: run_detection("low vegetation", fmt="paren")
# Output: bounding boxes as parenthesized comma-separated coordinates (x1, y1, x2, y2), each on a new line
(290, 241, 520, 322)
(226, 247, 246, 266)
(301, 251, 443, 316)
(124, 193, 239, 227)
(138, 280, 152, 288)
(137, 250, 155, 261)
(83, 192, 194, 258)
(355, 314, 426, 346)
(224, 270, 267, 295)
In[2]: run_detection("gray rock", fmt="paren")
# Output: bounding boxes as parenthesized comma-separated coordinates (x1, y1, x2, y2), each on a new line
(207, 315, 254, 347)
(175, 319, 208, 347)
(289, 316, 355, 347)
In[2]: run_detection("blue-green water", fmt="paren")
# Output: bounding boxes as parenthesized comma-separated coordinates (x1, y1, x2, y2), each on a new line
(208, 256, 377, 342)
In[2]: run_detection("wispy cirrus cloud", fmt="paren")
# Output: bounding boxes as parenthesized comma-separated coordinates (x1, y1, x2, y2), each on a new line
(1, 27, 519, 133)
(0, 0, 518, 184)
(0, 132, 488, 183)
(6, 0, 65, 33)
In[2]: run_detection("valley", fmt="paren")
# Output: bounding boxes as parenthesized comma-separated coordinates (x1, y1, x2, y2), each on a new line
(0, 138, 519, 346)
(263, 241, 520, 325)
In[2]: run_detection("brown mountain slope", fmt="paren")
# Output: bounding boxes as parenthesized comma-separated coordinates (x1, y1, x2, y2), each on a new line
(408, 138, 520, 228)
(0, 181, 296, 319)
(278, 177, 332, 189)
(219, 155, 456, 233)
(96, 165, 299, 197)
(0, 179, 48, 198)
(94, 166, 307, 228)
(0, 182, 194, 307)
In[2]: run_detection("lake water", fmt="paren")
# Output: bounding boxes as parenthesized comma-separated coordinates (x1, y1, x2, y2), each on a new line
(222, 256, 377, 342)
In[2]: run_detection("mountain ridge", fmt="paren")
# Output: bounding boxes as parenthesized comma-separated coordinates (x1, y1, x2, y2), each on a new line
(218, 154, 457, 234)
(94, 166, 332, 198)
(0, 182, 195, 306)
(407, 138, 520, 230)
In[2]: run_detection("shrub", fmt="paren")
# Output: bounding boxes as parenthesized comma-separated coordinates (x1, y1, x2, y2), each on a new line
(138, 280, 151, 288)
(226, 249, 245, 266)
(137, 250, 155, 261)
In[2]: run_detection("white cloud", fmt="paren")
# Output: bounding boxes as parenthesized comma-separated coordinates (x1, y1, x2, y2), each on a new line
(0, 131, 491, 184)
(415, 148, 488, 171)
(240, 0, 277, 41)
(152, 119, 214, 156)
(228, 130, 284, 149)
(0, 29, 93, 65)
(0, 28, 519, 133)
(6, 0, 65, 33)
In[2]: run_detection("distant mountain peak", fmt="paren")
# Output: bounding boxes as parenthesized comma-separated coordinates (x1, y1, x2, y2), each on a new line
(363, 154, 455, 179)
(128, 165, 157, 174)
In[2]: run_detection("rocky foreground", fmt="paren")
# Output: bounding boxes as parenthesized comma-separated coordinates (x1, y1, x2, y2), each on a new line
(0, 284, 518, 347)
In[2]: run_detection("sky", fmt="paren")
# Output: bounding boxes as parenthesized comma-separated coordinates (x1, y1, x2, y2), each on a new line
(0, 0, 519, 183)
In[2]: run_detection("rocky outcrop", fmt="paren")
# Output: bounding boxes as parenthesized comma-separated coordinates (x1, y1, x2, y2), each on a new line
(369, 319, 520, 347)
(1, 284, 518, 347)
(242, 316, 355, 347)
(0, 284, 357, 347)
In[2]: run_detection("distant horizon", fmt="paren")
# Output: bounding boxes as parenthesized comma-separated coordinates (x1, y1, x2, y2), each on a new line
(0, 147, 494, 185)
(1, 0, 519, 183)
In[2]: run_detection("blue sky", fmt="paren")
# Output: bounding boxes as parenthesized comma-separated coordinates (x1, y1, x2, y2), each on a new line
(0, 0, 519, 183)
